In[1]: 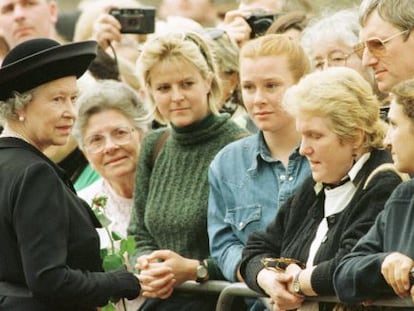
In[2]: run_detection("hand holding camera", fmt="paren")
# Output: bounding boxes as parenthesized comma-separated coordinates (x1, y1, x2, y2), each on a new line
(219, 8, 279, 47)
(92, 6, 156, 51)
(109, 7, 156, 34)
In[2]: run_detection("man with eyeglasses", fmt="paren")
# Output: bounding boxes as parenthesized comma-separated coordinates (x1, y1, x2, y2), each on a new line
(357, 0, 414, 93)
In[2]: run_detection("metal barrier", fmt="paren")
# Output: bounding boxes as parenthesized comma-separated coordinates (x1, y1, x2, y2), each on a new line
(176, 281, 414, 311)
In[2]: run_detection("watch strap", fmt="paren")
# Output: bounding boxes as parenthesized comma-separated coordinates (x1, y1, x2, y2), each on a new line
(293, 271, 305, 297)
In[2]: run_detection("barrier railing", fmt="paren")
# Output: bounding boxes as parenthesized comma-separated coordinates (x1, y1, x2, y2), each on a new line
(175, 281, 414, 311)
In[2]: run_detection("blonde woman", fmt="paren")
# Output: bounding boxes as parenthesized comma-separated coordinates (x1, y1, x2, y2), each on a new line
(129, 31, 246, 310)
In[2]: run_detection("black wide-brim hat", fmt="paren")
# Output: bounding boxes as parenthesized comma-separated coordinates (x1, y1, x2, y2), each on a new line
(0, 38, 98, 101)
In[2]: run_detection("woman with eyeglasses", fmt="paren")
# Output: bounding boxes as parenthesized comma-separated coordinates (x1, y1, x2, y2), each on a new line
(301, 8, 389, 119)
(301, 8, 371, 79)
(73, 79, 151, 249)
(129, 31, 247, 310)
(73, 79, 152, 311)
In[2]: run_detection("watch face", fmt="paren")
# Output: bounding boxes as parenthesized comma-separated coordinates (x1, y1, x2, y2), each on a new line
(197, 265, 208, 278)
(293, 282, 300, 293)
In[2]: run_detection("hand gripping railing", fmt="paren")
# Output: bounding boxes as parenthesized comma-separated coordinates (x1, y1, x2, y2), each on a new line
(175, 281, 414, 311)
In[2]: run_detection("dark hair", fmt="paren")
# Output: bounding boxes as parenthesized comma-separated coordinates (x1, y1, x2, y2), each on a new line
(266, 10, 309, 35)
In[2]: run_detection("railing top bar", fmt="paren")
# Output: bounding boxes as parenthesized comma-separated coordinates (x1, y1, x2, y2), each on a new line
(176, 281, 414, 310)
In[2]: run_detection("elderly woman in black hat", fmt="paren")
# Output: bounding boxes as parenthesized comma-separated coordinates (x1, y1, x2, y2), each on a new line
(0, 39, 160, 310)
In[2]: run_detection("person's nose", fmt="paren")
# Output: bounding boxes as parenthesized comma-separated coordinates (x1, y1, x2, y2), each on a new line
(253, 88, 267, 105)
(102, 134, 120, 152)
(63, 101, 77, 119)
(13, 4, 26, 21)
(383, 127, 392, 149)
(171, 86, 184, 102)
(299, 139, 312, 156)
(361, 47, 378, 68)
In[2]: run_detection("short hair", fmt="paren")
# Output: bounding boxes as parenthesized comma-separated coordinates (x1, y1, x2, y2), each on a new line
(266, 10, 309, 35)
(282, 67, 385, 151)
(137, 31, 221, 124)
(239, 34, 311, 83)
(73, 79, 152, 148)
(301, 8, 360, 58)
(359, 0, 414, 36)
(0, 91, 32, 122)
(391, 79, 414, 124)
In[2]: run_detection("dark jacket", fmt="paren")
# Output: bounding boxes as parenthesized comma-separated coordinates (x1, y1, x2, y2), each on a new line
(334, 178, 414, 304)
(0, 138, 140, 311)
(240, 149, 403, 311)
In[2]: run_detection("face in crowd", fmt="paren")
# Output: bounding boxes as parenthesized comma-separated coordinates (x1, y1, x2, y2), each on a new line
(359, 4, 414, 93)
(0, 0, 58, 48)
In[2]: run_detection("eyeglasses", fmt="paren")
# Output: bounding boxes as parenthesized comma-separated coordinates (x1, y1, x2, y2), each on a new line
(353, 29, 409, 59)
(313, 50, 354, 71)
(84, 127, 135, 154)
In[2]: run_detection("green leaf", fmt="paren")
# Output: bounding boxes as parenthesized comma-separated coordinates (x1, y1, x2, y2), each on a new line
(103, 253, 124, 271)
(101, 303, 116, 311)
(111, 231, 123, 241)
(120, 235, 136, 256)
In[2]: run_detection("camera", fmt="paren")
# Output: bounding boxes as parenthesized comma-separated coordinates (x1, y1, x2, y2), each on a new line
(110, 7, 156, 34)
(245, 11, 280, 38)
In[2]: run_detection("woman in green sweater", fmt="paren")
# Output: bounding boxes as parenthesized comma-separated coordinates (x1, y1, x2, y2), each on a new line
(129, 31, 247, 310)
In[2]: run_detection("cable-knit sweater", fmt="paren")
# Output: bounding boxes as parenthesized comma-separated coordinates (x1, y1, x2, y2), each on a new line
(129, 114, 246, 278)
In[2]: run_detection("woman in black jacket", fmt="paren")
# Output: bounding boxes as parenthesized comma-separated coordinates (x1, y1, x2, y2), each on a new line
(240, 67, 405, 311)
(0, 38, 158, 310)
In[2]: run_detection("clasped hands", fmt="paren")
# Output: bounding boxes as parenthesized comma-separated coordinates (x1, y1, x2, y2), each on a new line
(257, 258, 306, 311)
(135, 250, 196, 299)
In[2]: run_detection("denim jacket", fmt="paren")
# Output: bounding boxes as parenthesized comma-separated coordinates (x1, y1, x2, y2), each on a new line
(207, 132, 311, 281)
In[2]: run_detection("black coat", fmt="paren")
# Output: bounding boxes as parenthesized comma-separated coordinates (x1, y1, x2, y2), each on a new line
(0, 138, 139, 311)
(240, 149, 403, 310)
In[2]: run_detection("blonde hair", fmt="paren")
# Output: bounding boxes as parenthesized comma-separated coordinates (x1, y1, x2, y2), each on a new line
(137, 31, 221, 124)
(282, 67, 385, 150)
(240, 34, 311, 83)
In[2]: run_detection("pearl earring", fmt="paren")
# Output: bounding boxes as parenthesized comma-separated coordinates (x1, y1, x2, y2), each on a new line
(18, 116, 25, 122)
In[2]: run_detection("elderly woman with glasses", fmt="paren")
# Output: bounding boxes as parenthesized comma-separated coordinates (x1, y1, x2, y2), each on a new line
(300, 8, 389, 119)
(73, 79, 152, 250)
(301, 8, 372, 81)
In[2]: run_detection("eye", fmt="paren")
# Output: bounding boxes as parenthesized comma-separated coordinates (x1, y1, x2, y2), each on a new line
(266, 82, 281, 90)
(314, 62, 324, 70)
(156, 85, 170, 92)
(53, 96, 65, 103)
(113, 128, 130, 139)
(86, 135, 104, 146)
(241, 83, 254, 91)
(182, 81, 195, 89)
(311, 133, 322, 139)
(0, 3, 14, 14)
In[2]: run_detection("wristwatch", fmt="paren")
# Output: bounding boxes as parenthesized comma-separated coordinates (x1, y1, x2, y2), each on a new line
(196, 260, 209, 283)
(293, 271, 305, 297)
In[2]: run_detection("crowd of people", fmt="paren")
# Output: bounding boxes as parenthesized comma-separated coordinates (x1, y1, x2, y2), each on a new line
(1, 0, 414, 310)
